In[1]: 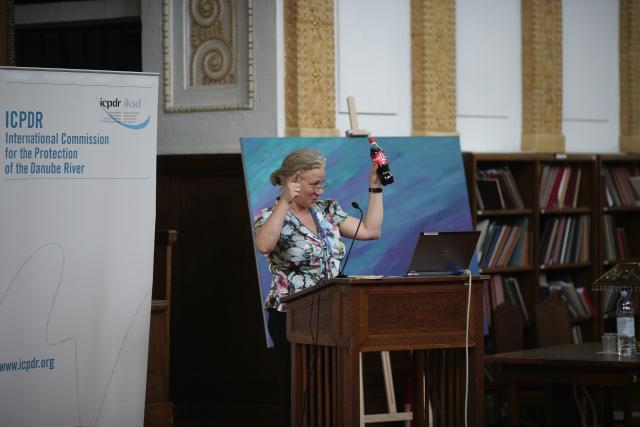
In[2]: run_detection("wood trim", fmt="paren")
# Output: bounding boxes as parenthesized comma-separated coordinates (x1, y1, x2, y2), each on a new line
(155, 154, 279, 423)
(157, 153, 244, 176)
(411, 0, 457, 135)
(619, 0, 640, 153)
(284, 0, 339, 136)
(0, 0, 13, 66)
(521, 0, 565, 152)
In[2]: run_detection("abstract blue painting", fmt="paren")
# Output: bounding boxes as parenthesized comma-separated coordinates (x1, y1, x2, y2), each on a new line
(240, 136, 478, 344)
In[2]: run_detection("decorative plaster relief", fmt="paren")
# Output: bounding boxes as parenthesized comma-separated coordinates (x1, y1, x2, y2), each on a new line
(163, 0, 253, 112)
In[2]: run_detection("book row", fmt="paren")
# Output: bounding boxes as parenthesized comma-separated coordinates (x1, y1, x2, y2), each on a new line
(475, 167, 525, 210)
(484, 275, 529, 329)
(476, 218, 529, 268)
(539, 215, 590, 265)
(602, 165, 640, 208)
(539, 273, 595, 320)
(602, 214, 631, 262)
(538, 164, 582, 210)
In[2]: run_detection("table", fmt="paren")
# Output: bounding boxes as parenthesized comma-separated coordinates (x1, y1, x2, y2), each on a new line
(485, 342, 640, 427)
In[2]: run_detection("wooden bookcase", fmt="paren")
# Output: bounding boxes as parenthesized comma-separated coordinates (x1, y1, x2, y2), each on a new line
(463, 152, 600, 349)
(596, 154, 640, 331)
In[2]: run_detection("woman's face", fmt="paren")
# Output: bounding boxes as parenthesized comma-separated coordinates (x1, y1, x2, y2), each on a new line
(294, 167, 326, 208)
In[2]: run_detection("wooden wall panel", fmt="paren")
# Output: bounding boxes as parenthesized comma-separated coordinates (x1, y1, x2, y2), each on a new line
(0, 0, 12, 66)
(156, 155, 280, 425)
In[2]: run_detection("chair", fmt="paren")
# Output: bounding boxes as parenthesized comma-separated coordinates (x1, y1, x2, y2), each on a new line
(489, 302, 529, 421)
(534, 295, 573, 347)
(534, 295, 597, 427)
(493, 302, 525, 354)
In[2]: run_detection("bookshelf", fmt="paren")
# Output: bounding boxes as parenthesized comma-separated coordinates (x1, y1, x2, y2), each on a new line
(597, 154, 640, 330)
(463, 153, 599, 349)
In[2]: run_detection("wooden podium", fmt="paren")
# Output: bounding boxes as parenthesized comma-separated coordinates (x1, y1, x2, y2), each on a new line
(283, 275, 487, 427)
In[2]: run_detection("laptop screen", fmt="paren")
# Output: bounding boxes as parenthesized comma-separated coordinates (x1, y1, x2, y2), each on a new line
(406, 231, 480, 276)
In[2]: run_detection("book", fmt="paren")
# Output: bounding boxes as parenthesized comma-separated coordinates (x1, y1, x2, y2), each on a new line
(476, 185, 485, 210)
(581, 216, 590, 262)
(559, 216, 573, 264)
(505, 276, 530, 323)
(576, 287, 596, 317)
(513, 231, 529, 267)
(503, 276, 520, 306)
(601, 288, 617, 316)
(475, 219, 491, 262)
(571, 325, 583, 344)
(630, 176, 640, 202)
(477, 178, 505, 210)
(540, 219, 557, 264)
(616, 227, 628, 260)
(538, 165, 554, 208)
(571, 167, 582, 208)
(478, 222, 497, 266)
(483, 282, 491, 335)
(603, 168, 621, 207)
(549, 217, 567, 264)
(496, 172, 516, 209)
(507, 223, 528, 267)
(488, 225, 511, 267)
(556, 279, 589, 318)
(546, 166, 566, 209)
(603, 214, 617, 261)
(496, 226, 522, 267)
(556, 166, 571, 208)
(501, 167, 525, 209)
(490, 275, 506, 309)
(538, 219, 553, 262)
(620, 228, 631, 260)
(539, 272, 550, 300)
(562, 167, 577, 208)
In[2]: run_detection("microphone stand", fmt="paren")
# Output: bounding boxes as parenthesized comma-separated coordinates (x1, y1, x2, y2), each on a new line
(337, 202, 363, 278)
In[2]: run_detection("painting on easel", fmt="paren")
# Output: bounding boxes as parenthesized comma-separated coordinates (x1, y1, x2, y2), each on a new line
(240, 135, 478, 345)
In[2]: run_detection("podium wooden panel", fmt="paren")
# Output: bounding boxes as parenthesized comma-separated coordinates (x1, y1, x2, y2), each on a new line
(283, 275, 487, 426)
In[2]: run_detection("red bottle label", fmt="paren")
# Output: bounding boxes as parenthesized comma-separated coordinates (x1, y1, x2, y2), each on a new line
(371, 151, 388, 166)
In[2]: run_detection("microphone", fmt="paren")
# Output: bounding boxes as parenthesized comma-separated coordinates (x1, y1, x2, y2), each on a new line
(337, 202, 363, 278)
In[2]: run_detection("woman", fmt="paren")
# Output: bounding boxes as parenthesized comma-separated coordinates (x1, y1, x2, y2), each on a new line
(253, 148, 383, 426)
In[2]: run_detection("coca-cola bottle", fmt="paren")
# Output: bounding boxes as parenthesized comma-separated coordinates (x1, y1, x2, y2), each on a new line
(369, 137, 394, 186)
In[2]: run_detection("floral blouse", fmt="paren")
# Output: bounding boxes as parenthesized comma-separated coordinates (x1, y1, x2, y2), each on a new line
(254, 199, 348, 311)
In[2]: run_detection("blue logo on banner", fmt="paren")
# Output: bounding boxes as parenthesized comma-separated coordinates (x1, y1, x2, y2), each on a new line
(99, 105, 150, 130)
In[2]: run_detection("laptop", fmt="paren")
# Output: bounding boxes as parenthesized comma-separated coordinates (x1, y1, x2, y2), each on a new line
(406, 231, 481, 276)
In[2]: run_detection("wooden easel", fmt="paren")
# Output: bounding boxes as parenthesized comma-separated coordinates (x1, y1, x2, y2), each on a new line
(345, 96, 412, 425)
(359, 352, 413, 425)
(345, 96, 371, 137)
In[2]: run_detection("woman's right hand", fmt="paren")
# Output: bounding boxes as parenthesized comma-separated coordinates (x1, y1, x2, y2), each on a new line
(281, 172, 301, 204)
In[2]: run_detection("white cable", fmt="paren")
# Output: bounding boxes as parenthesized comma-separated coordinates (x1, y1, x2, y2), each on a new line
(463, 269, 473, 427)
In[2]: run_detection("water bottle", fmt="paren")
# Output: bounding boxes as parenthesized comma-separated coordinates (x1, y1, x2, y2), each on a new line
(616, 290, 636, 356)
(369, 137, 395, 186)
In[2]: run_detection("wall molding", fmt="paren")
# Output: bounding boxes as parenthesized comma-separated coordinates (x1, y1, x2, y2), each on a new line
(162, 0, 254, 112)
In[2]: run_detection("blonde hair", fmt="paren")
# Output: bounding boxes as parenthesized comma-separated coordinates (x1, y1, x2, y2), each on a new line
(270, 149, 326, 185)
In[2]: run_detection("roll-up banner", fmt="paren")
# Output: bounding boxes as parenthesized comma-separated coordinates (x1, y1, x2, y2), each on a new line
(0, 67, 158, 427)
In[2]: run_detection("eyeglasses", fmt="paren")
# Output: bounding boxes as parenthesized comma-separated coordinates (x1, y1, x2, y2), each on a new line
(304, 180, 328, 190)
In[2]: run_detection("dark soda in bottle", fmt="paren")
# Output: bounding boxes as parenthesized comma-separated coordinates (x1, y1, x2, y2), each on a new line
(369, 137, 394, 186)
